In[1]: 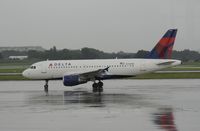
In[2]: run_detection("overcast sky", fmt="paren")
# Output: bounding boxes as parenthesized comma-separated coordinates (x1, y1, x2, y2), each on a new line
(0, 0, 200, 52)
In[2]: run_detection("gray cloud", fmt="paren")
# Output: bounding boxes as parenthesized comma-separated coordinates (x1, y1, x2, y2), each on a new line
(0, 0, 199, 52)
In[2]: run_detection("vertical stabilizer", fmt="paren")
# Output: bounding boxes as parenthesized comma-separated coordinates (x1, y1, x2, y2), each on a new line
(149, 29, 177, 59)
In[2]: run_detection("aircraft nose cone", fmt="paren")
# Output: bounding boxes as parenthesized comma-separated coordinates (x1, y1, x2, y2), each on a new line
(22, 70, 29, 78)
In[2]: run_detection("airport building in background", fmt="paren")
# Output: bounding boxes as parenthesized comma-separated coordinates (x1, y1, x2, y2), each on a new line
(8, 56, 28, 60)
(0, 46, 45, 52)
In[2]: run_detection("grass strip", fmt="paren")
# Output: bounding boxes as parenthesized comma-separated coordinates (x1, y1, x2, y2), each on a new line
(0, 68, 25, 73)
(162, 67, 200, 71)
(134, 72, 200, 79)
(0, 75, 29, 80)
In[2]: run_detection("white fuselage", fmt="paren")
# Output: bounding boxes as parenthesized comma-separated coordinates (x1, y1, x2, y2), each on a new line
(23, 59, 181, 80)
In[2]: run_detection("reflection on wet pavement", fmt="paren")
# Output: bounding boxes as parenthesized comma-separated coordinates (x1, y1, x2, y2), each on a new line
(27, 90, 157, 109)
(0, 79, 200, 131)
(153, 108, 178, 131)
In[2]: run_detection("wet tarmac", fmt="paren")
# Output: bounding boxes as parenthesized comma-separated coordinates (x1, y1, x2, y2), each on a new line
(0, 79, 200, 131)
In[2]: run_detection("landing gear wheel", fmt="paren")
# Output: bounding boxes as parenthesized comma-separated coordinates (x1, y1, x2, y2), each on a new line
(92, 81, 104, 93)
(44, 80, 49, 95)
(44, 84, 48, 93)
(92, 83, 98, 92)
(98, 81, 103, 87)
(97, 81, 103, 92)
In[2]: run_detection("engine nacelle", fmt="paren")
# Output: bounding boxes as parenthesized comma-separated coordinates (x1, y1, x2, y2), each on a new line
(63, 75, 87, 86)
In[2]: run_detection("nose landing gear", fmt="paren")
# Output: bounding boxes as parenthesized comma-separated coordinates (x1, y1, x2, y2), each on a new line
(44, 80, 49, 95)
(92, 81, 104, 93)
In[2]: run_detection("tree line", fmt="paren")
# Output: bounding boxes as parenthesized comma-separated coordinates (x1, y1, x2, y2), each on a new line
(0, 46, 200, 62)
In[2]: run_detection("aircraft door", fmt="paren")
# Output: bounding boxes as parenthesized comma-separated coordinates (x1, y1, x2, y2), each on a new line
(41, 63, 47, 74)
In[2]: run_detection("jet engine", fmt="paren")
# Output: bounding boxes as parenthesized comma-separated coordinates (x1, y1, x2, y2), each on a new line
(63, 75, 87, 86)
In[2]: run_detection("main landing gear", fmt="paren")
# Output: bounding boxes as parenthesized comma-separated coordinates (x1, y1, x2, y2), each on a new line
(43, 80, 103, 95)
(44, 80, 49, 95)
(92, 81, 103, 93)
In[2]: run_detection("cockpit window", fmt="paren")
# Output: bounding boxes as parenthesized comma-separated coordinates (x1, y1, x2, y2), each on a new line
(30, 66, 36, 69)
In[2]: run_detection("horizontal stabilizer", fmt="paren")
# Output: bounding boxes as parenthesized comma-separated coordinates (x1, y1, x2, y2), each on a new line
(156, 61, 175, 66)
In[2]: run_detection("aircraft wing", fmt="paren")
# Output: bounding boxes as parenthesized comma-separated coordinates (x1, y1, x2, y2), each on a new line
(64, 67, 109, 81)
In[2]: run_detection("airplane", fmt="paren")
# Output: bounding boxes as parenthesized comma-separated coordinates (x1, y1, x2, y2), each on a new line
(22, 29, 181, 94)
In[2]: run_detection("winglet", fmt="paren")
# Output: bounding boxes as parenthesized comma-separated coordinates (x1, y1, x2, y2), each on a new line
(149, 29, 177, 59)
